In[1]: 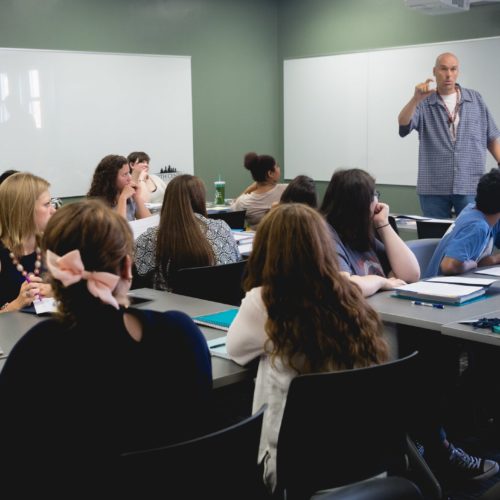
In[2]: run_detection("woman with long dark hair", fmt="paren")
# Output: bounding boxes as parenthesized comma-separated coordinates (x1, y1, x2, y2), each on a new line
(135, 174, 240, 289)
(321, 168, 419, 296)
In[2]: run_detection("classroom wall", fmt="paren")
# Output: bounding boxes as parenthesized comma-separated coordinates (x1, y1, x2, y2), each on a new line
(277, 0, 500, 214)
(3, 0, 500, 210)
(0, 0, 280, 199)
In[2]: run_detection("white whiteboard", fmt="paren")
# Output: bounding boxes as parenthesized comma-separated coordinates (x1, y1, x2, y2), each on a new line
(284, 37, 500, 185)
(0, 48, 193, 197)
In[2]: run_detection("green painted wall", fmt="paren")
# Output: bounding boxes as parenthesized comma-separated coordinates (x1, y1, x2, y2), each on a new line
(0, 0, 279, 199)
(2, 0, 500, 211)
(277, 0, 500, 214)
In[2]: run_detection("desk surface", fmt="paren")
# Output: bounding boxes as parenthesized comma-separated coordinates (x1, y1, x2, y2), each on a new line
(367, 290, 500, 333)
(442, 312, 500, 347)
(0, 288, 250, 389)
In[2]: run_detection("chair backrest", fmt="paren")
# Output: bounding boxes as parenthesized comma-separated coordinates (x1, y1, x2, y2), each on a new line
(405, 238, 441, 277)
(207, 209, 247, 229)
(276, 352, 419, 500)
(416, 220, 452, 239)
(171, 259, 247, 306)
(121, 405, 266, 499)
(313, 476, 424, 500)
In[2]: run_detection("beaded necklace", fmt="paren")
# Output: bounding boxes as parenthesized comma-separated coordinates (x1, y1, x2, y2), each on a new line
(9, 246, 42, 278)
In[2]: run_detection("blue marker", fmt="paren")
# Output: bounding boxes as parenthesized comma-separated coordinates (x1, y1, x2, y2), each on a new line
(411, 301, 445, 309)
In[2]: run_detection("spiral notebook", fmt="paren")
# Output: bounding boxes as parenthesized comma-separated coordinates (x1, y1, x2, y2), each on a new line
(192, 308, 239, 331)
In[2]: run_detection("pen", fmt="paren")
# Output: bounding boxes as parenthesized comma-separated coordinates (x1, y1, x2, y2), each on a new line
(411, 301, 444, 309)
(210, 344, 226, 349)
(25, 274, 42, 302)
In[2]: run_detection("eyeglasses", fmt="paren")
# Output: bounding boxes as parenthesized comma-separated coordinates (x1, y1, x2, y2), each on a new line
(373, 190, 381, 200)
(50, 198, 62, 209)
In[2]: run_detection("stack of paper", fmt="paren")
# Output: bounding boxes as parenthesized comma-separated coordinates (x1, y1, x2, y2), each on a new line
(394, 281, 485, 304)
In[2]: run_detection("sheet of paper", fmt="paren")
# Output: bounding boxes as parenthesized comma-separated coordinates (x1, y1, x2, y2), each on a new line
(395, 281, 484, 298)
(475, 268, 500, 277)
(128, 214, 160, 240)
(34, 297, 57, 314)
(238, 242, 253, 256)
(207, 336, 230, 359)
(427, 276, 497, 286)
(231, 231, 255, 244)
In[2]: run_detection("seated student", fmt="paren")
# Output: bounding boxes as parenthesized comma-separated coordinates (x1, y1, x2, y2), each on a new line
(276, 174, 317, 208)
(226, 203, 389, 493)
(320, 168, 420, 297)
(0, 172, 55, 313)
(0, 169, 19, 185)
(0, 199, 213, 495)
(128, 151, 167, 204)
(231, 152, 287, 229)
(321, 169, 499, 481)
(425, 168, 500, 278)
(87, 154, 151, 221)
(134, 174, 241, 290)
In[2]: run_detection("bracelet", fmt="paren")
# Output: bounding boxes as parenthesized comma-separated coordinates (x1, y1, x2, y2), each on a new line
(1, 302, 9, 311)
(376, 223, 390, 230)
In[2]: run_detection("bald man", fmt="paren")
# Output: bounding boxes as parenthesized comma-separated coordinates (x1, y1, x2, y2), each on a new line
(399, 53, 500, 218)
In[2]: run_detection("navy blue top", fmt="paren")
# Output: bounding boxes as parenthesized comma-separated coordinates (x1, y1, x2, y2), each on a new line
(0, 242, 40, 305)
(0, 303, 213, 494)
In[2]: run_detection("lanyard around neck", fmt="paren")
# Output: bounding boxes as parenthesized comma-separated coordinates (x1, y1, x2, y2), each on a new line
(437, 87, 461, 141)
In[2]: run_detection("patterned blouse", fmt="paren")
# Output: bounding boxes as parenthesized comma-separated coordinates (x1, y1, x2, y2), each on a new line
(134, 213, 241, 290)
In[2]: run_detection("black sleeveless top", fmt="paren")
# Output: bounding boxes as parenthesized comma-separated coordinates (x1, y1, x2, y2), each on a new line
(0, 242, 38, 305)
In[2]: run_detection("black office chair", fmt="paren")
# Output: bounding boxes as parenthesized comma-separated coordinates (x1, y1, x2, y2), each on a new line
(416, 220, 452, 239)
(121, 405, 267, 500)
(310, 476, 424, 500)
(207, 209, 247, 229)
(275, 351, 442, 500)
(405, 238, 441, 277)
(171, 260, 247, 306)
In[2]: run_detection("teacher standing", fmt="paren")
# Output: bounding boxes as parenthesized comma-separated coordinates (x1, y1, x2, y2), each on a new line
(398, 52, 500, 219)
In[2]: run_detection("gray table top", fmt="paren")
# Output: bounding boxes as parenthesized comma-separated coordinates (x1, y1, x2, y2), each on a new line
(0, 288, 251, 389)
(441, 312, 500, 347)
(367, 290, 500, 333)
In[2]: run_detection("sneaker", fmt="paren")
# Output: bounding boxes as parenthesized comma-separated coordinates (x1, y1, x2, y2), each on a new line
(446, 444, 499, 481)
(414, 440, 425, 457)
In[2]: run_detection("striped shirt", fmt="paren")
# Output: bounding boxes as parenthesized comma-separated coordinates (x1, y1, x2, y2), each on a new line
(399, 85, 500, 196)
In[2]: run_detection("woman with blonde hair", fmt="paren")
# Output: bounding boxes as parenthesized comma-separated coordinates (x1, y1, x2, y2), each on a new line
(135, 174, 240, 289)
(0, 199, 212, 495)
(226, 203, 388, 492)
(0, 172, 55, 313)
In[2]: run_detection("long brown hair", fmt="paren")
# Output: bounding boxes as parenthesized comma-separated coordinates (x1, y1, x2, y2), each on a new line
(245, 203, 388, 374)
(42, 199, 134, 324)
(156, 175, 214, 278)
(0, 172, 50, 256)
(320, 168, 376, 251)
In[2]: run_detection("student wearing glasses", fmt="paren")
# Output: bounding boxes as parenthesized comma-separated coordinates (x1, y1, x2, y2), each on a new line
(320, 168, 420, 297)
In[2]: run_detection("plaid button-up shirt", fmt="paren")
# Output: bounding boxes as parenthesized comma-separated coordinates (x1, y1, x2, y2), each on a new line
(399, 85, 500, 195)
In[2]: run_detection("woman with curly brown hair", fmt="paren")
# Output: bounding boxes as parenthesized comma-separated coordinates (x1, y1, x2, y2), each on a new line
(226, 203, 388, 492)
(87, 154, 151, 221)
